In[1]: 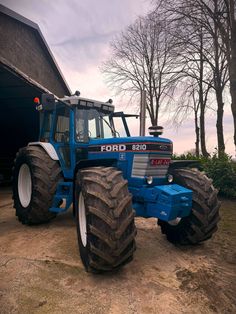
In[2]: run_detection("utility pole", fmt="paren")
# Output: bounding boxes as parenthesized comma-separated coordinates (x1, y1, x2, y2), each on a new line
(139, 89, 146, 136)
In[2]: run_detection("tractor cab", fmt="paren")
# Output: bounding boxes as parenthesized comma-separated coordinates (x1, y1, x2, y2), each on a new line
(36, 93, 142, 179)
(37, 93, 133, 143)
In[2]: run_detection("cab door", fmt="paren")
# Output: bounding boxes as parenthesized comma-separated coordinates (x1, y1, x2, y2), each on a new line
(52, 104, 72, 178)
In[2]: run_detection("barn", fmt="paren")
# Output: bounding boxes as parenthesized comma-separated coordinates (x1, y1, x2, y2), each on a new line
(0, 4, 71, 182)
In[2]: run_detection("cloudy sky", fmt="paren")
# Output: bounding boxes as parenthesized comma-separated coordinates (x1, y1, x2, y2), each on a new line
(1, 0, 235, 156)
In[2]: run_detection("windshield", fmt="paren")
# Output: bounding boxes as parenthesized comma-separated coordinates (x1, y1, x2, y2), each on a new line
(113, 116, 128, 137)
(75, 108, 118, 142)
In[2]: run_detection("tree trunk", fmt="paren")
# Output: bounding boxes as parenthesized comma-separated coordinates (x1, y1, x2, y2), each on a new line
(213, 2, 225, 155)
(199, 30, 209, 158)
(194, 110, 200, 157)
(229, 21, 236, 152)
(229, 72, 236, 150)
(200, 109, 209, 157)
(216, 89, 225, 155)
(229, 0, 236, 153)
(148, 103, 156, 126)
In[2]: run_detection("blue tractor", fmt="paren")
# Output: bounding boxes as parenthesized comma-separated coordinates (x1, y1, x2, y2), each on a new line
(12, 93, 220, 272)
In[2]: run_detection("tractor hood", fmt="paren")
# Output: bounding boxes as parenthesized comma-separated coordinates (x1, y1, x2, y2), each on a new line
(88, 136, 173, 155)
(87, 136, 173, 187)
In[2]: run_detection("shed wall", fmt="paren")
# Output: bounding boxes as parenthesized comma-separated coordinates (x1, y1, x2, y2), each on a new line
(0, 13, 68, 97)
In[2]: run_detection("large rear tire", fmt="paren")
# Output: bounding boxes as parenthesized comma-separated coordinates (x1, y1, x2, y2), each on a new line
(75, 166, 136, 273)
(158, 168, 221, 244)
(12, 146, 62, 224)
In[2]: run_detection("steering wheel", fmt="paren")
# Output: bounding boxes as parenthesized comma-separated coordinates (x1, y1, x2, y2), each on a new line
(115, 130, 120, 137)
(76, 130, 91, 140)
(76, 130, 84, 140)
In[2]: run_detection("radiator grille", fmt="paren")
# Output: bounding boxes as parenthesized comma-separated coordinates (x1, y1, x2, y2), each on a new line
(131, 154, 170, 178)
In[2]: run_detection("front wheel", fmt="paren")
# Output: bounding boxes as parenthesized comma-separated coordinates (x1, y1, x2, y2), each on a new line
(75, 166, 136, 273)
(158, 168, 221, 244)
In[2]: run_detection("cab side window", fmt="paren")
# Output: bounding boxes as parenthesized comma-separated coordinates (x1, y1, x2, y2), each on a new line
(54, 106, 70, 143)
(40, 111, 52, 142)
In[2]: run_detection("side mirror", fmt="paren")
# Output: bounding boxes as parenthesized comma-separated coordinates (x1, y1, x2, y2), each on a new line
(41, 93, 55, 110)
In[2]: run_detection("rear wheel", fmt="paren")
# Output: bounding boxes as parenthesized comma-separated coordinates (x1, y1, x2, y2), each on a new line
(12, 146, 62, 224)
(158, 168, 221, 244)
(75, 166, 136, 273)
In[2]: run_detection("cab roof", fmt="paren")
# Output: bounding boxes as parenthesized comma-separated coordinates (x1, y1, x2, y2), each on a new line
(60, 96, 115, 113)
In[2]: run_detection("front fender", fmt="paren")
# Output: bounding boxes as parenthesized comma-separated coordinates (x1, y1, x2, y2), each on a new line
(74, 158, 117, 177)
(169, 160, 200, 172)
(72, 158, 117, 216)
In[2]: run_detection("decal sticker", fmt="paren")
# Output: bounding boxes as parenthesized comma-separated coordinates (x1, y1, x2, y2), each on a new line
(131, 144, 147, 151)
(159, 145, 168, 151)
(150, 158, 170, 166)
(88, 142, 172, 154)
(101, 144, 126, 152)
(119, 153, 126, 160)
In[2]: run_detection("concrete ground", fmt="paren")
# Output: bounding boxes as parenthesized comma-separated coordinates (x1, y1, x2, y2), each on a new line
(0, 187, 235, 314)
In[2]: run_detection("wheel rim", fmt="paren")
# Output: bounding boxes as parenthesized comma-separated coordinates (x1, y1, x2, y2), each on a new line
(168, 217, 182, 226)
(18, 163, 32, 208)
(79, 192, 87, 247)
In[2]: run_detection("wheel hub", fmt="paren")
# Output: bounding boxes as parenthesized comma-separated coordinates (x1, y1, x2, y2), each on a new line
(79, 192, 87, 247)
(168, 217, 182, 226)
(18, 163, 32, 208)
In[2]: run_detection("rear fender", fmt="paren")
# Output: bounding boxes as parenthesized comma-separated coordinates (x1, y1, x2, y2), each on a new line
(28, 142, 59, 161)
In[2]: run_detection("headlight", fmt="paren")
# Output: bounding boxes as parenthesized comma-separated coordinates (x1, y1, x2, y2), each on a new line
(146, 176, 153, 185)
(167, 174, 174, 183)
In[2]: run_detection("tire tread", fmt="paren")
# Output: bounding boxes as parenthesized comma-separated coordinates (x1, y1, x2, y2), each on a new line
(76, 166, 136, 272)
(158, 168, 220, 244)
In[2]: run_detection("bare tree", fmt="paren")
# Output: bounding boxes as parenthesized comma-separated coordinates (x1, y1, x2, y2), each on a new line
(157, 0, 230, 154)
(205, 0, 229, 154)
(102, 12, 179, 126)
(162, 5, 213, 156)
(197, 0, 236, 153)
(172, 79, 201, 157)
(159, 0, 234, 153)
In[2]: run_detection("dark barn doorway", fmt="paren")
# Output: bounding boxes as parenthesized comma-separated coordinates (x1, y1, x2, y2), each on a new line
(0, 63, 41, 182)
(0, 4, 71, 183)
